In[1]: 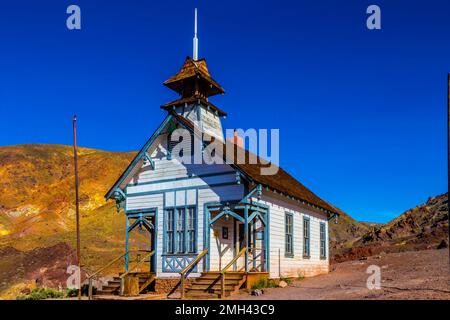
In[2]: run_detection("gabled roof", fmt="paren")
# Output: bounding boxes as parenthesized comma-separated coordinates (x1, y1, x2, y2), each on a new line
(163, 57, 225, 97)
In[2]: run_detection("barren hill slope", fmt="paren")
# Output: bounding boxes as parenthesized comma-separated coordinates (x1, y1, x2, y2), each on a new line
(0, 145, 136, 277)
(358, 193, 448, 247)
(333, 193, 448, 262)
(326, 204, 371, 255)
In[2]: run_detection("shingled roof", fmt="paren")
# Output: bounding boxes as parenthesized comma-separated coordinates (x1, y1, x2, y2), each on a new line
(163, 57, 225, 97)
(169, 111, 337, 215)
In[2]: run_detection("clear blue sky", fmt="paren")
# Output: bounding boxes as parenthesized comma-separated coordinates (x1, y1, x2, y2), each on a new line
(0, 0, 448, 223)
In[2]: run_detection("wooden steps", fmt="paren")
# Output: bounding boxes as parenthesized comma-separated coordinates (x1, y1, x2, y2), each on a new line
(185, 272, 246, 299)
(94, 272, 156, 298)
(93, 271, 247, 300)
(96, 276, 121, 296)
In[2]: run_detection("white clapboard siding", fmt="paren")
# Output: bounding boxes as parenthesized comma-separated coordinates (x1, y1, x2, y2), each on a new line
(130, 134, 233, 185)
(126, 173, 237, 195)
(208, 217, 235, 271)
(174, 103, 199, 126)
(253, 193, 329, 279)
(126, 194, 163, 211)
(173, 103, 224, 141)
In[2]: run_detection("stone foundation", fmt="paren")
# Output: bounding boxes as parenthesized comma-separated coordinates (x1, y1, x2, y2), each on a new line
(153, 278, 194, 294)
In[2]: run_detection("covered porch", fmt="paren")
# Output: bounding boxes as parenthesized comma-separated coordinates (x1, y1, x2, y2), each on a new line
(204, 201, 270, 273)
(178, 199, 270, 298)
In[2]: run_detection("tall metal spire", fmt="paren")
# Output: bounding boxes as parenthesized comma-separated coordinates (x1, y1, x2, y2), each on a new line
(193, 8, 198, 61)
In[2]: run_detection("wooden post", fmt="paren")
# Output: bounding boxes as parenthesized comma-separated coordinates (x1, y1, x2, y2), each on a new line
(252, 220, 256, 270)
(151, 221, 155, 272)
(264, 210, 269, 272)
(88, 278, 93, 300)
(244, 206, 248, 273)
(123, 275, 139, 296)
(72, 115, 82, 301)
(221, 273, 225, 298)
(180, 274, 185, 299)
(120, 277, 125, 296)
(125, 217, 129, 272)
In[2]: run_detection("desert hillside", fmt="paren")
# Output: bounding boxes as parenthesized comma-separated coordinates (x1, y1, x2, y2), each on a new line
(358, 193, 448, 247)
(333, 193, 448, 262)
(0, 144, 135, 249)
(0, 144, 136, 296)
(326, 204, 371, 255)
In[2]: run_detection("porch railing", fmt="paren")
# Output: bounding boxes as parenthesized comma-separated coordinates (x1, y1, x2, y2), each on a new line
(179, 248, 209, 299)
(238, 248, 265, 272)
(87, 249, 152, 300)
(119, 250, 155, 295)
(220, 246, 247, 298)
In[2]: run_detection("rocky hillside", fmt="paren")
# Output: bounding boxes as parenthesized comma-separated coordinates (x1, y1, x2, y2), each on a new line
(326, 204, 371, 255)
(358, 193, 448, 247)
(333, 193, 448, 262)
(0, 144, 135, 249)
(0, 144, 137, 296)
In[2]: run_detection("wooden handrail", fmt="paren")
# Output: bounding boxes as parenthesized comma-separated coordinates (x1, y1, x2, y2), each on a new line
(88, 253, 126, 281)
(119, 251, 155, 295)
(180, 248, 208, 299)
(221, 247, 246, 274)
(220, 246, 247, 298)
(87, 249, 151, 300)
(119, 251, 154, 279)
(181, 248, 209, 276)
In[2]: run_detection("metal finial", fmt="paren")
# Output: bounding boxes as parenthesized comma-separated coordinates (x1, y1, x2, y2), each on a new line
(193, 8, 198, 60)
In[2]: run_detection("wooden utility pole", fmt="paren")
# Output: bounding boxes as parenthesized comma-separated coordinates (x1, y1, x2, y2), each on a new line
(73, 115, 82, 300)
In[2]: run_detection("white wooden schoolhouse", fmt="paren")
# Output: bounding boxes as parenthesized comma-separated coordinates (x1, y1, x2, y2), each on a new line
(94, 11, 338, 299)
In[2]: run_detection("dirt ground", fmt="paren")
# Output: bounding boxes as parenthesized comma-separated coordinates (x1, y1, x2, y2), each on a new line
(235, 249, 450, 300)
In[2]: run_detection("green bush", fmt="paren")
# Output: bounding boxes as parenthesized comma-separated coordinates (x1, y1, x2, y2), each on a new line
(280, 276, 292, 285)
(251, 278, 277, 290)
(16, 288, 65, 300)
(65, 288, 79, 297)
